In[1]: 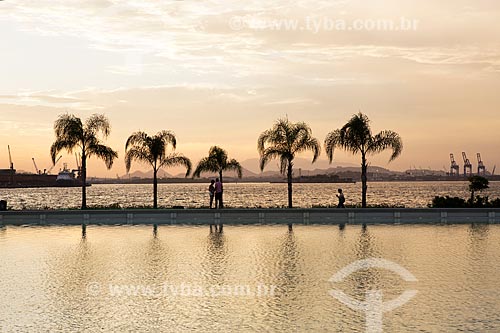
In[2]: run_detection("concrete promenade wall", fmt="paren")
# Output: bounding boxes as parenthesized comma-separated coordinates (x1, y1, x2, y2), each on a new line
(1, 208, 500, 226)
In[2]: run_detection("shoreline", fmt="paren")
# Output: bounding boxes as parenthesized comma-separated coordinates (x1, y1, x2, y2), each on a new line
(1, 208, 499, 226)
(3, 178, 500, 189)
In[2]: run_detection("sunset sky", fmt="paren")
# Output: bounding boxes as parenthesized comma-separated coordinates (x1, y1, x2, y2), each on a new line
(1, 0, 499, 177)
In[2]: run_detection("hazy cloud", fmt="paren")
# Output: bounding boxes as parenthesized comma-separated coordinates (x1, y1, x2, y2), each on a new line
(1, 0, 500, 175)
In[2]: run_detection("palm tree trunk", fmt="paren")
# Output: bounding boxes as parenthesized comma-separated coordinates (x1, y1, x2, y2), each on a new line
(81, 151, 87, 210)
(287, 160, 293, 208)
(361, 152, 368, 208)
(287, 160, 293, 231)
(153, 168, 158, 209)
(219, 170, 224, 209)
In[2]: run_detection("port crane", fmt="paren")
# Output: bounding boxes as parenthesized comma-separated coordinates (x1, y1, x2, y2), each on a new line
(73, 153, 82, 177)
(75, 153, 81, 170)
(31, 156, 61, 175)
(32, 158, 41, 174)
(8, 145, 14, 170)
(450, 153, 460, 176)
(462, 152, 472, 176)
(477, 153, 486, 175)
(8, 145, 14, 184)
(47, 156, 62, 174)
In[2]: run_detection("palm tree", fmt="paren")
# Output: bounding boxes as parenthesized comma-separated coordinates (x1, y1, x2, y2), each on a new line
(192, 146, 242, 208)
(324, 112, 402, 208)
(125, 131, 192, 209)
(50, 114, 118, 210)
(258, 118, 321, 209)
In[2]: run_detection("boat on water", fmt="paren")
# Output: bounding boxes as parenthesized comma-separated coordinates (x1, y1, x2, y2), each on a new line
(0, 164, 89, 188)
(55, 165, 89, 187)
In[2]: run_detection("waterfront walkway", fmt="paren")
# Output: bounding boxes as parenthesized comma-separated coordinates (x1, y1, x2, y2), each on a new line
(1, 208, 500, 226)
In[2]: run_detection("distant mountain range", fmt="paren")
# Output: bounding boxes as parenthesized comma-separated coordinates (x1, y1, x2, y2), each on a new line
(120, 157, 398, 180)
(239, 157, 358, 174)
(123, 169, 174, 179)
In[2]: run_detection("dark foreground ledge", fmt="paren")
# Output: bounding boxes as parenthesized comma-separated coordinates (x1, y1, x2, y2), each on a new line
(1, 208, 500, 226)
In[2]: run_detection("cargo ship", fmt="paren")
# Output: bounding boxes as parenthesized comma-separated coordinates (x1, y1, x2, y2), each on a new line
(0, 164, 86, 188)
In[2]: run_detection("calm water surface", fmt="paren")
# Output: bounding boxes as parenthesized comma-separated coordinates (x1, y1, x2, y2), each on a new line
(0, 225, 499, 332)
(2, 181, 500, 209)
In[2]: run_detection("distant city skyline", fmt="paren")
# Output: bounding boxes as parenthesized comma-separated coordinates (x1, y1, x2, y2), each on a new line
(1, 1, 499, 177)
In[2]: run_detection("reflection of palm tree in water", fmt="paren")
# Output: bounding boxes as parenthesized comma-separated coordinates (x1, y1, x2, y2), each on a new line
(199, 232, 229, 321)
(466, 224, 490, 263)
(464, 224, 493, 315)
(140, 235, 172, 327)
(267, 231, 303, 325)
(350, 228, 382, 296)
(46, 236, 100, 325)
(468, 223, 489, 239)
(204, 232, 228, 285)
(142, 236, 170, 285)
(354, 228, 377, 259)
(277, 231, 301, 289)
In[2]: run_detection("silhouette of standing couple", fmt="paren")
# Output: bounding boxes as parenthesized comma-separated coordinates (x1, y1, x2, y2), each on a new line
(208, 178, 223, 209)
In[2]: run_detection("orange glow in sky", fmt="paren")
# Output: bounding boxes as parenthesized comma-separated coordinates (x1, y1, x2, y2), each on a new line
(1, 1, 499, 177)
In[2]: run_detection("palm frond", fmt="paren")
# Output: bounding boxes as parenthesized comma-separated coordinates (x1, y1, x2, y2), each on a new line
(125, 147, 153, 172)
(258, 119, 289, 153)
(125, 130, 183, 174)
(193, 157, 219, 178)
(88, 143, 118, 169)
(208, 146, 227, 165)
(258, 118, 319, 171)
(369, 130, 403, 161)
(125, 131, 149, 150)
(50, 139, 77, 164)
(290, 126, 306, 151)
(324, 129, 342, 163)
(344, 113, 372, 147)
(193, 146, 240, 179)
(53, 114, 84, 143)
(85, 114, 111, 138)
(257, 129, 271, 154)
(259, 147, 286, 172)
(156, 130, 177, 150)
(296, 137, 321, 163)
(225, 159, 243, 178)
(279, 155, 290, 175)
(159, 154, 192, 177)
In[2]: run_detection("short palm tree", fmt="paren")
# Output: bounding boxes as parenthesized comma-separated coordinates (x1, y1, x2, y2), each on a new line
(125, 131, 192, 209)
(324, 112, 402, 208)
(192, 146, 242, 208)
(258, 118, 320, 209)
(50, 113, 118, 210)
(468, 175, 489, 206)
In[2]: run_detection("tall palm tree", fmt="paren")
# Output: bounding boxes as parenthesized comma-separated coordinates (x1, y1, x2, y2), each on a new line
(192, 146, 242, 208)
(125, 131, 192, 209)
(258, 118, 321, 209)
(50, 113, 118, 210)
(324, 112, 403, 208)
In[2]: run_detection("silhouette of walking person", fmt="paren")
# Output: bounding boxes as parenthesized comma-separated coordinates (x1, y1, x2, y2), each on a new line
(337, 188, 346, 208)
